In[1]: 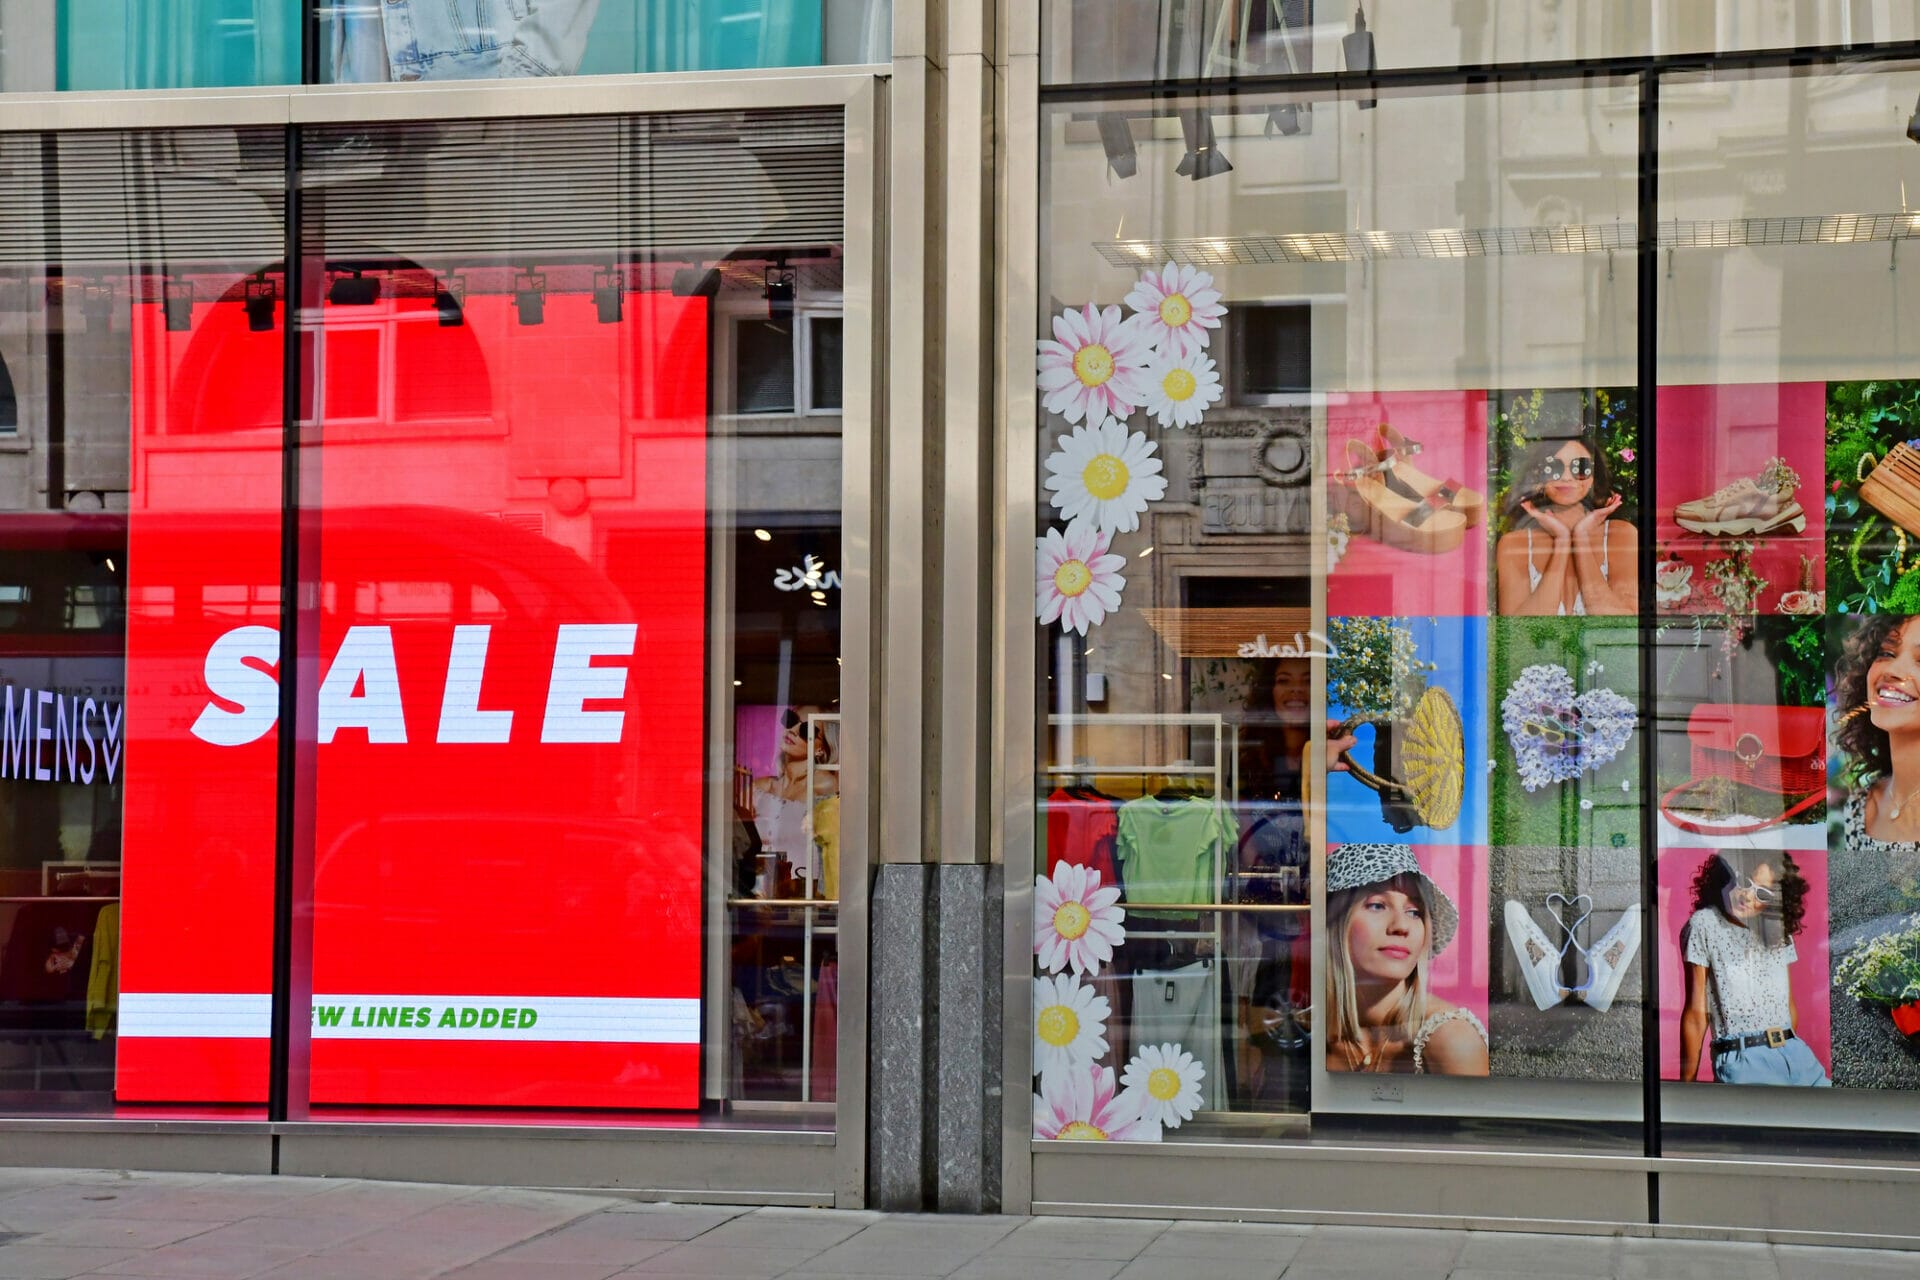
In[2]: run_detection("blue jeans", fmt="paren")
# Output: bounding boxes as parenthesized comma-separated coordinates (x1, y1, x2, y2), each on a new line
(1712, 1036, 1831, 1087)
(331, 0, 601, 83)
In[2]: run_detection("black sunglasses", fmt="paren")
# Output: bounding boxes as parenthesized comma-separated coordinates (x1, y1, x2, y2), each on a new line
(781, 709, 813, 737)
(1536, 455, 1595, 482)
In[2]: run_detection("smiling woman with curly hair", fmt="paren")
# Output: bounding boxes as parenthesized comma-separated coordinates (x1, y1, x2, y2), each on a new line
(1834, 614, 1920, 849)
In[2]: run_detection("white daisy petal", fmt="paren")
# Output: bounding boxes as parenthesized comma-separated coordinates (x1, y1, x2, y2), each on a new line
(1119, 1042, 1206, 1129)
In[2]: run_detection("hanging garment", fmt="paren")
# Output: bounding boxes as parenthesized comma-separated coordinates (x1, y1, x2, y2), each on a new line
(1045, 787, 1123, 892)
(812, 794, 841, 900)
(1116, 793, 1237, 911)
(1128, 959, 1227, 1111)
(86, 902, 120, 1039)
(811, 958, 838, 1102)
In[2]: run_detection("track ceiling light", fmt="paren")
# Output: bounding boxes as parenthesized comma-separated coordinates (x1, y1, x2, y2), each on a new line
(1174, 109, 1232, 181)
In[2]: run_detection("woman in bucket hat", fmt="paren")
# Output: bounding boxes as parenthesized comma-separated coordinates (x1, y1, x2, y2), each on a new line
(1326, 844, 1488, 1076)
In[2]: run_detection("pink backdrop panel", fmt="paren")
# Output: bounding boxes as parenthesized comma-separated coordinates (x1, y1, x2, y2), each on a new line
(1653, 383, 1826, 614)
(735, 704, 784, 778)
(1327, 391, 1490, 618)
(1656, 845, 1831, 1082)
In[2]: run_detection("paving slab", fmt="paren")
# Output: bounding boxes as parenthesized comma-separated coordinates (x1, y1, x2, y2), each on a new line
(1616, 1236, 1783, 1280)
(988, 1215, 1171, 1260)
(0, 1244, 144, 1280)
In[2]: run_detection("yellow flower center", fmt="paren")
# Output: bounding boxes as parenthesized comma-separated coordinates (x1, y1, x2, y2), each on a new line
(1162, 368, 1197, 402)
(1052, 901, 1092, 941)
(1052, 559, 1093, 599)
(1081, 453, 1130, 501)
(1071, 342, 1115, 388)
(1036, 1004, 1080, 1047)
(1159, 294, 1193, 328)
(1147, 1067, 1182, 1101)
(1056, 1121, 1109, 1140)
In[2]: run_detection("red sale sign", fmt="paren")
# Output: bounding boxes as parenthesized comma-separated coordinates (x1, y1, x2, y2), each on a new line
(119, 284, 709, 1109)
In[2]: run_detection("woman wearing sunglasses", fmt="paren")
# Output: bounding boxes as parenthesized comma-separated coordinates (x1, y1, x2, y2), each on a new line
(1679, 849, 1828, 1086)
(1495, 429, 1638, 616)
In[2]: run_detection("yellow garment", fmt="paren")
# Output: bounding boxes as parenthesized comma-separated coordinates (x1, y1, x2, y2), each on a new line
(86, 901, 120, 1039)
(812, 794, 840, 900)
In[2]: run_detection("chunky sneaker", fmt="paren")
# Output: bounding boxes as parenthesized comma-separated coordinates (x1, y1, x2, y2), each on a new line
(1504, 899, 1569, 1011)
(1673, 457, 1805, 537)
(1579, 905, 1642, 1014)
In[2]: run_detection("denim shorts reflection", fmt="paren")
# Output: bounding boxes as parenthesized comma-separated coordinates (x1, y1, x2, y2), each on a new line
(1713, 1038, 1833, 1088)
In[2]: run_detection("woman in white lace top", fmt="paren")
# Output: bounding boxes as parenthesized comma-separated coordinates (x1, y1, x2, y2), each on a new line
(1324, 844, 1489, 1076)
(1678, 850, 1828, 1087)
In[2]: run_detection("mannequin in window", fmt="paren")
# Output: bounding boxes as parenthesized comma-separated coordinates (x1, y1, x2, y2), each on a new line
(331, 1, 600, 84)
(746, 706, 836, 898)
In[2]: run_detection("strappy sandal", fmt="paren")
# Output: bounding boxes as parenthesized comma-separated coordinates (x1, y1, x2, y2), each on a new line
(1377, 423, 1486, 528)
(1334, 439, 1468, 555)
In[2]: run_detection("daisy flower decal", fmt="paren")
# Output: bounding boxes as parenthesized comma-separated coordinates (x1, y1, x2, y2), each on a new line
(1036, 303, 1153, 425)
(1032, 973, 1110, 1079)
(1035, 520, 1126, 636)
(1034, 1063, 1160, 1142)
(1119, 1043, 1205, 1130)
(1034, 862, 1126, 978)
(1124, 261, 1224, 361)
(1044, 420, 1166, 533)
(1139, 349, 1222, 430)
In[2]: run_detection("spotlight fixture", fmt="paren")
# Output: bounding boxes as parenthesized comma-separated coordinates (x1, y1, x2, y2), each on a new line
(670, 266, 722, 298)
(1908, 91, 1920, 144)
(513, 271, 546, 326)
(1344, 5, 1377, 109)
(593, 269, 624, 324)
(1266, 104, 1303, 137)
(1174, 109, 1232, 180)
(162, 279, 193, 332)
(433, 276, 465, 328)
(328, 269, 379, 306)
(1096, 112, 1137, 179)
(243, 275, 276, 333)
(764, 263, 796, 322)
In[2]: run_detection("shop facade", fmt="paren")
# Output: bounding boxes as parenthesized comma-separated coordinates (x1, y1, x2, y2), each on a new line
(1000, 0, 1920, 1246)
(6, 0, 1920, 1244)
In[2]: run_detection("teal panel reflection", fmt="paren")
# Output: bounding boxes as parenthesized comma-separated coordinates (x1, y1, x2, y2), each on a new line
(579, 0, 825, 75)
(59, 0, 299, 90)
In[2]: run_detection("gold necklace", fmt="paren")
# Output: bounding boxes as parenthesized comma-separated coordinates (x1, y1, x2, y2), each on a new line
(1887, 776, 1920, 821)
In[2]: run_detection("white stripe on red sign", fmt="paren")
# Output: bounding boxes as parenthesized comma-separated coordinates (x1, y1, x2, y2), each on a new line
(118, 994, 700, 1043)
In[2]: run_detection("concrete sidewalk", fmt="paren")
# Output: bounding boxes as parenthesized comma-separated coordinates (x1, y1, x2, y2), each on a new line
(0, 1169, 1910, 1279)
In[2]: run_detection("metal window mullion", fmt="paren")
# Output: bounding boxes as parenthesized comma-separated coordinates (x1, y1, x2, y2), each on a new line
(1635, 66, 1663, 1223)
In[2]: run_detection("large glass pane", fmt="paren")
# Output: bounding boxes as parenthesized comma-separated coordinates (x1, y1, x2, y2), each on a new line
(1657, 61, 1920, 1151)
(287, 110, 847, 1120)
(316, 0, 889, 83)
(0, 127, 285, 1114)
(1030, 77, 1642, 1147)
(1041, 2, 1920, 87)
(0, 2, 299, 90)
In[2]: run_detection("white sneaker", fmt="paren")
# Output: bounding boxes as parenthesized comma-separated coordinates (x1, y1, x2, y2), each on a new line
(1580, 905, 1641, 1014)
(1504, 899, 1567, 1011)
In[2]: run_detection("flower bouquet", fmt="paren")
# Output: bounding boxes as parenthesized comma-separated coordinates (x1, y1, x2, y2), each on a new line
(1326, 619, 1461, 832)
(1834, 915, 1920, 1040)
(1499, 664, 1636, 793)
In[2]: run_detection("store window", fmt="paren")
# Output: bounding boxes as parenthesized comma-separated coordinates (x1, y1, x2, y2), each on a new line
(0, 108, 851, 1124)
(278, 110, 850, 1117)
(1656, 62, 1920, 1145)
(0, 1, 888, 90)
(0, 127, 286, 1114)
(1040, 2, 1920, 88)
(317, 0, 889, 83)
(1030, 79, 1646, 1145)
(0, 2, 299, 90)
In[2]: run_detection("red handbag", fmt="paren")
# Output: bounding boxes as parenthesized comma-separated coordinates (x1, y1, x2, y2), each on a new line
(1659, 704, 1826, 836)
